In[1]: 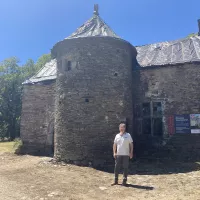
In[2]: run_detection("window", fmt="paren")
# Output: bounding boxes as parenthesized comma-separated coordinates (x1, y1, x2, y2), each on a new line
(142, 103, 151, 116)
(67, 61, 71, 67)
(153, 102, 162, 116)
(85, 98, 89, 103)
(135, 101, 163, 136)
(67, 61, 71, 71)
(153, 118, 163, 136)
(142, 118, 151, 135)
(64, 60, 72, 71)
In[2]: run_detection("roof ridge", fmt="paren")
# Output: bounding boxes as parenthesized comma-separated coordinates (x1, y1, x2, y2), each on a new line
(65, 7, 119, 39)
(97, 15, 119, 38)
(136, 35, 200, 48)
(191, 36, 200, 59)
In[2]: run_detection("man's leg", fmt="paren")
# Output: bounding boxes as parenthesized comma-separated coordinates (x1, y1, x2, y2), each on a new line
(114, 156, 122, 184)
(122, 156, 129, 185)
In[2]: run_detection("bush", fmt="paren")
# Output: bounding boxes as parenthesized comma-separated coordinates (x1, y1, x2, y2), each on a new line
(13, 138, 23, 154)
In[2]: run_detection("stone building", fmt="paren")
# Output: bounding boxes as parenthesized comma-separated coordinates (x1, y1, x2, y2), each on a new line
(20, 5, 200, 164)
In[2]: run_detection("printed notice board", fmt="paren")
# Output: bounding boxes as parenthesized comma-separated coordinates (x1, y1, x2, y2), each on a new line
(190, 114, 200, 134)
(174, 115, 191, 134)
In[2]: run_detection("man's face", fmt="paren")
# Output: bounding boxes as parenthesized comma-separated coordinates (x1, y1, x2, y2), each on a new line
(119, 124, 126, 132)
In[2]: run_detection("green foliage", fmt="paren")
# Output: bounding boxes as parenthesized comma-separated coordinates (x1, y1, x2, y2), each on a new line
(22, 59, 35, 77)
(13, 138, 23, 154)
(35, 54, 51, 72)
(0, 57, 22, 140)
(0, 53, 51, 140)
(0, 123, 8, 140)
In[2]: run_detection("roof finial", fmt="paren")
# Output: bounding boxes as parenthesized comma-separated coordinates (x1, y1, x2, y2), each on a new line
(94, 4, 99, 15)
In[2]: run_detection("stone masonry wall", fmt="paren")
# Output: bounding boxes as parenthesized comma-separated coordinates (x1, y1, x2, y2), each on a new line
(20, 82, 55, 155)
(53, 37, 137, 165)
(132, 63, 200, 160)
(133, 63, 200, 115)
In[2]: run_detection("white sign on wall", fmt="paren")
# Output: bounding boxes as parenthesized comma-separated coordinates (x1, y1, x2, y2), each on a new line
(190, 114, 200, 134)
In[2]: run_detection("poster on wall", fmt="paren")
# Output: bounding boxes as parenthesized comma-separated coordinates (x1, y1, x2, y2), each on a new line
(174, 115, 191, 134)
(190, 114, 200, 134)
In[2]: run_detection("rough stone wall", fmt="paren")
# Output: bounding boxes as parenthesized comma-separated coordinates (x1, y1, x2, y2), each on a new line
(133, 63, 200, 115)
(132, 63, 200, 159)
(53, 37, 136, 165)
(157, 134, 200, 161)
(20, 82, 55, 155)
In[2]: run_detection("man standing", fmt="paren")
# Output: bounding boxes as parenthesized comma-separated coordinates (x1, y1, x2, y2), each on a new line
(113, 123, 133, 186)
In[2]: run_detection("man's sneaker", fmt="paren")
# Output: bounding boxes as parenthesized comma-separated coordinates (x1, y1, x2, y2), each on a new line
(122, 178, 127, 186)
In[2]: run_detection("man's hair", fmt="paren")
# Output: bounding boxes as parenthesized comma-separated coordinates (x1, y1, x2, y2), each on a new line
(119, 123, 126, 128)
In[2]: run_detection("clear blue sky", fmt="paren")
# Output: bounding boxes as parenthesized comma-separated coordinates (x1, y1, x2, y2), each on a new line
(0, 0, 199, 64)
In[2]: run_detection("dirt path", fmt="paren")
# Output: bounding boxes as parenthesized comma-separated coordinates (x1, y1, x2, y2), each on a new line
(0, 153, 200, 200)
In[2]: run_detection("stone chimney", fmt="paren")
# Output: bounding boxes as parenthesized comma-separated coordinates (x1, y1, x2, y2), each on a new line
(198, 19, 200, 36)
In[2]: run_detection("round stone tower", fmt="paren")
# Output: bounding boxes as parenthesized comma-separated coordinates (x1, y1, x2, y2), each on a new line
(52, 5, 137, 166)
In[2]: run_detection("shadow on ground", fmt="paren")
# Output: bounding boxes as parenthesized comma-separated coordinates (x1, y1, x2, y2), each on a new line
(112, 183, 154, 190)
(126, 184, 154, 190)
(95, 159, 200, 175)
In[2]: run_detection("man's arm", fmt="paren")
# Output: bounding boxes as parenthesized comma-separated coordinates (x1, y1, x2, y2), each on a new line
(113, 143, 117, 159)
(129, 142, 133, 159)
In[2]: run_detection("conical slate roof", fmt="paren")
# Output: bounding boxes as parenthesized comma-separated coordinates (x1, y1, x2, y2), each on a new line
(66, 4, 119, 39)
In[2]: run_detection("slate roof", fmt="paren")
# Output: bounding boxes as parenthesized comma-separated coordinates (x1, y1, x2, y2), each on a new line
(23, 59, 56, 84)
(137, 35, 200, 67)
(66, 5, 119, 39)
(23, 35, 200, 84)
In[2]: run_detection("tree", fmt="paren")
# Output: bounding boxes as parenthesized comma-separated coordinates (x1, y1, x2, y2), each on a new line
(0, 57, 22, 139)
(0, 53, 51, 140)
(35, 53, 51, 72)
(23, 59, 35, 77)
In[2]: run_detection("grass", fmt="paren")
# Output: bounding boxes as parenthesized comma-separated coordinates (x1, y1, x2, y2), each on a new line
(0, 141, 16, 153)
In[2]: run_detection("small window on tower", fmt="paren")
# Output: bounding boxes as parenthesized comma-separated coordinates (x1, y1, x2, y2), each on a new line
(85, 98, 89, 103)
(67, 61, 71, 71)
(64, 60, 71, 71)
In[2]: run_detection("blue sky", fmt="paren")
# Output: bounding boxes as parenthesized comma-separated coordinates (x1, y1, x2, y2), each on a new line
(0, 0, 199, 64)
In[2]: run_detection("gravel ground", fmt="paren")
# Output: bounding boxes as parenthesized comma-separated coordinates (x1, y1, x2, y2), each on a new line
(0, 153, 200, 200)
